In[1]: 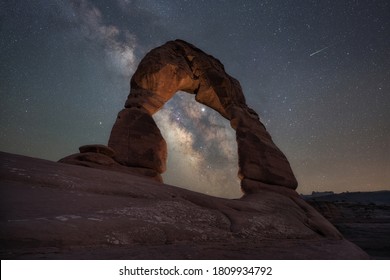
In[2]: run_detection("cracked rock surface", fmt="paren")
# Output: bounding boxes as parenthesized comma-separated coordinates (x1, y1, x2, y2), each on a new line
(0, 152, 368, 259)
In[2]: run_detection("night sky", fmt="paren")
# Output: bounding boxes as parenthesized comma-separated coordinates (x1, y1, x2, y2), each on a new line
(1, 0, 389, 198)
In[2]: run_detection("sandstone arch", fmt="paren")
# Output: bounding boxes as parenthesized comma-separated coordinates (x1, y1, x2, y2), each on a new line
(108, 40, 298, 192)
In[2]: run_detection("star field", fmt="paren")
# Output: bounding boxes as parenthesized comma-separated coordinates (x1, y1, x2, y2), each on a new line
(0, 0, 389, 197)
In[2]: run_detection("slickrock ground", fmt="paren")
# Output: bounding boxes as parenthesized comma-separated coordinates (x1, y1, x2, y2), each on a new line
(0, 152, 368, 259)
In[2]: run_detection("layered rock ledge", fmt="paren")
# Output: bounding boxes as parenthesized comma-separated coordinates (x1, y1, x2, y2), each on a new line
(0, 152, 368, 259)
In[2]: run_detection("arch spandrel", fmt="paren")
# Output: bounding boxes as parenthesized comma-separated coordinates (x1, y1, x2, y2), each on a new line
(108, 39, 298, 193)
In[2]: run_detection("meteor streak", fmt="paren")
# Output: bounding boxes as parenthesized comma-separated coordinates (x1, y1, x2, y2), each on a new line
(310, 45, 331, 57)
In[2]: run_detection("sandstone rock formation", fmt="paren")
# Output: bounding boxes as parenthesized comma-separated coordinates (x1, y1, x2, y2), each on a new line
(304, 191, 390, 259)
(0, 152, 369, 259)
(59, 144, 163, 182)
(107, 39, 297, 192)
(1, 41, 373, 259)
(108, 108, 167, 174)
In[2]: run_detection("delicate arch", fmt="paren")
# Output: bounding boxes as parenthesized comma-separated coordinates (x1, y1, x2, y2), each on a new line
(108, 40, 297, 192)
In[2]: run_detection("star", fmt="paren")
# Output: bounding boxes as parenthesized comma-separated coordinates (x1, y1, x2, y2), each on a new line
(0, 0, 388, 197)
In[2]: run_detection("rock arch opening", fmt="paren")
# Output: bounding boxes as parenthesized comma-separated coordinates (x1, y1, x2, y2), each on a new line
(107, 40, 298, 193)
(154, 92, 241, 198)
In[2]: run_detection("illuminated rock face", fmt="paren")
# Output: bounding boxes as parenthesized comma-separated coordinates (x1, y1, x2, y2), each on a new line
(108, 40, 298, 192)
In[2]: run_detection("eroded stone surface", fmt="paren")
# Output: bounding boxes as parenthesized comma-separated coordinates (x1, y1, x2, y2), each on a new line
(109, 39, 297, 190)
(0, 152, 369, 259)
(79, 144, 115, 158)
(108, 108, 167, 173)
(59, 151, 163, 182)
(304, 191, 390, 259)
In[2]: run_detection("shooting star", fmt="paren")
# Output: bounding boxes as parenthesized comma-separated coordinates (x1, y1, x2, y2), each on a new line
(310, 45, 331, 57)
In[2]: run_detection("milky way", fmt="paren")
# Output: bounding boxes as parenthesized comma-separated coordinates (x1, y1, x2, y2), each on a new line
(1, 0, 389, 197)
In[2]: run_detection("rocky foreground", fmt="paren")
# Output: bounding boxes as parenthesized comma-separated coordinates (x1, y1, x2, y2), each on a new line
(0, 152, 369, 259)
